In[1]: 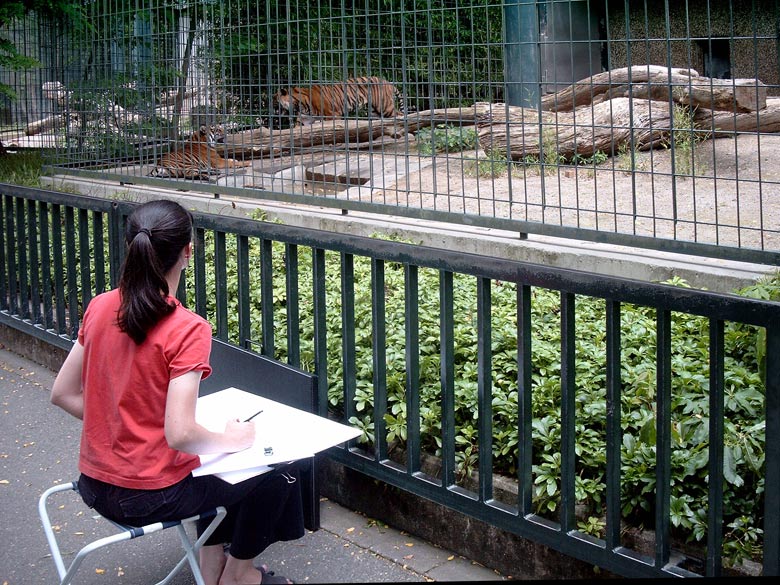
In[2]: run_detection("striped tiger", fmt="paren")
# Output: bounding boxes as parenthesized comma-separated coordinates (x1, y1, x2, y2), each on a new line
(148, 125, 251, 180)
(273, 76, 403, 126)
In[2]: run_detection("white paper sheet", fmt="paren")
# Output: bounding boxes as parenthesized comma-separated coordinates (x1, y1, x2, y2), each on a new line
(193, 387, 361, 480)
(209, 464, 273, 484)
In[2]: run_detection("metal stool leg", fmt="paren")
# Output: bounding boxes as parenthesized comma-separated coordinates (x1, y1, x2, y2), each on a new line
(39, 481, 227, 585)
(157, 507, 227, 585)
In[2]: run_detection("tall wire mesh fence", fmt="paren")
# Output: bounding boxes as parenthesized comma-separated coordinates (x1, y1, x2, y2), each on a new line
(1, 0, 778, 264)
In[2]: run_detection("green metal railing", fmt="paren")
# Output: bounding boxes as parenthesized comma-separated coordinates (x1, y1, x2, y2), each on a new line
(2, 183, 780, 577)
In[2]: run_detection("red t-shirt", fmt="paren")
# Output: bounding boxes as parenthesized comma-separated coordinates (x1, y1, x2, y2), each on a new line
(77, 288, 213, 489)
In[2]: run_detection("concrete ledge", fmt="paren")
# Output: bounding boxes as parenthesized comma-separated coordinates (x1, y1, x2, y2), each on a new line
(41, 174, 775, 294)
(0, 323, 67, 372)
(317, 458, 615, 580)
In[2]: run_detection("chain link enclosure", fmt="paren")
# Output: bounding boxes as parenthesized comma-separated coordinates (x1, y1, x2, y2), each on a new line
(0, 0, 778, 264)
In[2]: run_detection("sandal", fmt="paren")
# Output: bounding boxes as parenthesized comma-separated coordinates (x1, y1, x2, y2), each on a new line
(258, 565, 274, 577)
(259, 565, 293, 585)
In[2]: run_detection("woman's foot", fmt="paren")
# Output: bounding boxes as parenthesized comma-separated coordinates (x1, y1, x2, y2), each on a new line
(218, 555, 292, 585)
(199, 544, 227, 585)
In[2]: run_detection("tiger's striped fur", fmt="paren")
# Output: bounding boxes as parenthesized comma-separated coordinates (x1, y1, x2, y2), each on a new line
(273, 76, 403, 126)
(148, 125, 251, 180)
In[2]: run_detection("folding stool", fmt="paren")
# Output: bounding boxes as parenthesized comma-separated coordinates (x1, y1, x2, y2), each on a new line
(38, 481, 226, 585)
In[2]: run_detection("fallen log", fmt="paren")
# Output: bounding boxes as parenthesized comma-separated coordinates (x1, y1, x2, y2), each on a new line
(478, 95, 780, 161)
(477, 98, 674, 160)
(694, 98, 780, 135)
(26, 113, 72, 136)
(232, 94, 779, 162)
(223, 108, 491, 155)
(541, 65, 767, 113)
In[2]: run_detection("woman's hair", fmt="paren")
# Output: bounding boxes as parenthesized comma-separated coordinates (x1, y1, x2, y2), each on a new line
(117, 199, 193, 344)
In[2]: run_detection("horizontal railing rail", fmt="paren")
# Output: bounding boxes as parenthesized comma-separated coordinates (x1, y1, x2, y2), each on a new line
(2, 182, 779, 577)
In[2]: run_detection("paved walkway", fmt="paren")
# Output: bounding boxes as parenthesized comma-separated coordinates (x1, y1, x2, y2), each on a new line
(0, 344, 508, 583)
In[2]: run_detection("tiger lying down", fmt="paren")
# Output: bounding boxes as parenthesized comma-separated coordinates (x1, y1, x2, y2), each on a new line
(148, 125, 252, 180)
(273, 76, 404, 126)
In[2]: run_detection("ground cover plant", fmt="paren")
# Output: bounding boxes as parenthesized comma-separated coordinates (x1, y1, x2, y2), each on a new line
(189, 227, 775, 568)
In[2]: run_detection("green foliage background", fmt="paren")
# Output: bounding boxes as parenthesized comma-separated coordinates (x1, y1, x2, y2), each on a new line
(4, 1, 504, 116)
(0, 0, 86, 100)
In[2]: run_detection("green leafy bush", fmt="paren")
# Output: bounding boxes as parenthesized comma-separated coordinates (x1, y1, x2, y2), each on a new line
(416, 124, 479, 155)
(188, 225, 776, 566)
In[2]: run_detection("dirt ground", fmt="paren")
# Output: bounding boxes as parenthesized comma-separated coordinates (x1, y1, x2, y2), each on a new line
(3, 129, 779, 253)
(356, 132, 780, 253)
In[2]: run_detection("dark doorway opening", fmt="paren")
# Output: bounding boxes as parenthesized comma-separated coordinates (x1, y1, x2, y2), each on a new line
(697, 38, 731, 79)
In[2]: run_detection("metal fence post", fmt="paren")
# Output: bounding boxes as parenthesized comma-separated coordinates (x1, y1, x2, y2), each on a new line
(503, 0, 541, 108)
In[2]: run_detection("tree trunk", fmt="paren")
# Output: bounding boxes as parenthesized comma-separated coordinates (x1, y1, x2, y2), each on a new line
(26, 113, 71, 136)
(695, 98, 780, 136)
(541, 65, 767, 113)
(170, 10, 198, 135)
(225, 105, 495, 155)
(476, 98, 674, 160)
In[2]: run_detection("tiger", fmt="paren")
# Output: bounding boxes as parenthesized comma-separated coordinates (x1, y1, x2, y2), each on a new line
(273, 76, 403, 126)
(148, 125, 252, 180)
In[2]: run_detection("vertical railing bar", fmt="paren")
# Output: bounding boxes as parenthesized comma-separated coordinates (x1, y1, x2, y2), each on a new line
(236, 234, 251, 349)
(662, 0, 678, 237)
(92, 211, 106, 295)
(78, 208, 92, 309)
(193, 227, 208, 319)
(4, 195, 16, 314)
(405, 263, 421, 475)
(560, 292, 576, 534)
(51, 204, 66, 336)
(107, 204, 123, 289)
(285, 243, 301, 367)
(0, 195, 7, 312)
(39, 201, 53, 330)
(15, 196, 28, 319)
(260, 238, 274, 356)
(372, 258, 388, 462)
(176, 263, 187, 303)
(64, 206, 79, 339)
(605, 299, 622, 550)
(341, 252, 357, 426)
(517, 283, 533, 515)
(655, 309, 672, 568)
(312, 248, 329, 417)
(213, 230, 228, 340)
(763, 323, 780, 576)
(440, 269, 455, 488)
(26, 198, 41, 324)
(706, 318, 724, 577)
(477, 275, 493, 503)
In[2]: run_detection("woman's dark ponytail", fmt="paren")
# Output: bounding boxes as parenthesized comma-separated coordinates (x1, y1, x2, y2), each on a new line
(117, 200, 193, 344)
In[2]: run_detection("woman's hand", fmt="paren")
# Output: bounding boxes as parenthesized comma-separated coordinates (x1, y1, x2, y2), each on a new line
(223, 419, 256, 452)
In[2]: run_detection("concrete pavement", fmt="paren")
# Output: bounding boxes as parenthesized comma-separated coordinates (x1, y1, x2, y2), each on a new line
(0, 343, 508, 584)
